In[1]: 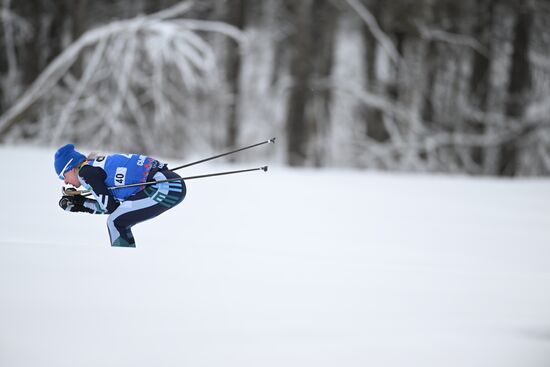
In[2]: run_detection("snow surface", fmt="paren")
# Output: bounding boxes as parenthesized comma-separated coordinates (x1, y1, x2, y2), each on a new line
(1, 145, 550, 367)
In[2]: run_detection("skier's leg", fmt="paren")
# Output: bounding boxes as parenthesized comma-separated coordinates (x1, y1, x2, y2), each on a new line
(142, 170, 186, 208)
(107, 170, 186, 247)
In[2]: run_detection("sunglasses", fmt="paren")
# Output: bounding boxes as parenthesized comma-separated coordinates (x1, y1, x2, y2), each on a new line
(58, 158, 74, 180)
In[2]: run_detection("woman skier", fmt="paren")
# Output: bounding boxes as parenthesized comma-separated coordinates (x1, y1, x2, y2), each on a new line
(55, 143, 186, 247)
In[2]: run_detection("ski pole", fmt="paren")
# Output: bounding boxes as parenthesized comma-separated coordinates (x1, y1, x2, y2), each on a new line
(170, 138, 275, 171)
(103, 166, 268, 190)
(65, 166, 268, 196)
(63, 166, 268, 195)
(62, 139, 275, 196)
(63, 166, 269, 196)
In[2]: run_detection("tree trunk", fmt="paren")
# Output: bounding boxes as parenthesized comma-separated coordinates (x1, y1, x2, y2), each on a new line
(500, 3, 532, 176)
(225, 0, 246, 152)
(15, 0, 42, 87)
(360, 0, 389, 143)
(285, 0, 337, 166)
(310, 0, 338, 166)
(68, 0, 89, 78)
(468, 0, 495, 172)
(285, 0, 314, 166)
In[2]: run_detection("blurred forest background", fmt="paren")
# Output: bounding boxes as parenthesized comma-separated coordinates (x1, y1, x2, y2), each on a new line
(0, 0, 549, 176)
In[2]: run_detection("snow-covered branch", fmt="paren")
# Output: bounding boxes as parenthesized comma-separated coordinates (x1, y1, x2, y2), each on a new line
(344, 0, 401, 65)
(417, 23, 488, 55)
(331, 80, 544, 172)
(0, 0, 243, 151)
(148, 0, 195, 20)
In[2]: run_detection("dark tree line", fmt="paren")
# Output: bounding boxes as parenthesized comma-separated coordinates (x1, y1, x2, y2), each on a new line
(1, 0, 549, 176)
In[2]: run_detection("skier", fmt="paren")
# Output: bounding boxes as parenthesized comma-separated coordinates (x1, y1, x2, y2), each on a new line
(55, 143, 186, 247)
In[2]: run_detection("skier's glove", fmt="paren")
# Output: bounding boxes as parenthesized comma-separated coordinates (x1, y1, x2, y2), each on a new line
(59, 195, 86, 212)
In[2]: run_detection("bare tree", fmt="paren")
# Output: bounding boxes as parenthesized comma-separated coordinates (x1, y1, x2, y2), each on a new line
(467, 0, 495, 174)
(500, 2, 533, 176)
(284, 0, 338, 166)
(224, 0, 246, 153)
(310, 0, 338, 166)
(2, 0, 550, 175)
(0, 2, 243, 156)
(359, 0, 389, 144)
(285, 0, 314, 166)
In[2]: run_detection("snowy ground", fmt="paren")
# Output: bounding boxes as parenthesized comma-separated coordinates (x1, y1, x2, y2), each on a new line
(1, 145, 550, 367)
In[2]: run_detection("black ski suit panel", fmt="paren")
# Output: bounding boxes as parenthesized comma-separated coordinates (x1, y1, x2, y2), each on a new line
(78, 165, 120, 214)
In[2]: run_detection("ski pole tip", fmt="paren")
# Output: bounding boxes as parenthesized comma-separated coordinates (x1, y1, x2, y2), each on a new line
(268, 137, 276, 144)
(261, 166, 268, 172)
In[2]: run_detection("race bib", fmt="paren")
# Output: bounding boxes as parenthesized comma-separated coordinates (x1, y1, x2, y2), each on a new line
(114, 167, 127, 186)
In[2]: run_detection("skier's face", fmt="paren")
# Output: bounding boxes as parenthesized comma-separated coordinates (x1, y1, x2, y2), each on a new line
(63, 168, 81, 188)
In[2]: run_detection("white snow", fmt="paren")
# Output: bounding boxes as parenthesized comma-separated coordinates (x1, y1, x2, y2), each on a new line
(1, 145, 550, 367)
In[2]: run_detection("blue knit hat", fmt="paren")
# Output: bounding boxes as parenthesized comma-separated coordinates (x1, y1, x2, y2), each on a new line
(54, 144, 86, 179)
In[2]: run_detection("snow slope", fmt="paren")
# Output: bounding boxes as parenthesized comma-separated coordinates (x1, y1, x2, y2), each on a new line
(1, 145, 550, 367)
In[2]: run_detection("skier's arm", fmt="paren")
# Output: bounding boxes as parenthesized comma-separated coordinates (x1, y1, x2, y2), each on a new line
(78, 165, 120, 214)
(59, 195, 107, 214)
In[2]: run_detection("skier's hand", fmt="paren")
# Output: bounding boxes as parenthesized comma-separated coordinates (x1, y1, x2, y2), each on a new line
(59, 195, 86, 212)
